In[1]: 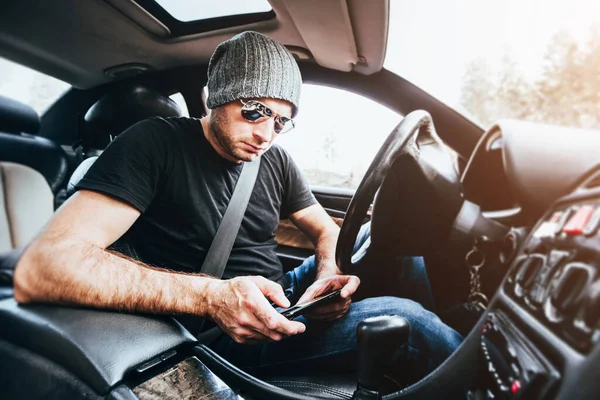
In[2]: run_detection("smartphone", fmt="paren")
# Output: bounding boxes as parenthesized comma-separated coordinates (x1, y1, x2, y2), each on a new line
(279, 289, 342, 319)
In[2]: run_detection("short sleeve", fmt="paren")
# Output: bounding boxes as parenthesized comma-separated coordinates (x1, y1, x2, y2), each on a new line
(75, 118, 172, 212)
(279, 148, 317, 218)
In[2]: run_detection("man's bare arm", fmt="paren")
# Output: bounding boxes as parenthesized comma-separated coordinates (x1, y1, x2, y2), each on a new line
(14, 190, 304, 342)
(14, 190, 208, 313)
(290, 203, 341, 279)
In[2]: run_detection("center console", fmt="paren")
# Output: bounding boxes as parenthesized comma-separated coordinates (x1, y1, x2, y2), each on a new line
(0, 297, 361, 400)
(475, 175, 600, 400)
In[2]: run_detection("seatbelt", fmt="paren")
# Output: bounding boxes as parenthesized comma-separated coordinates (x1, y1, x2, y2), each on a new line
(200, 157, 261, 277)
(189, 157, 261, 343)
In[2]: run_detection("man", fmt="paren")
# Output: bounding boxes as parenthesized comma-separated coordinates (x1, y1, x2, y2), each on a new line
(13, 31, 461, 383)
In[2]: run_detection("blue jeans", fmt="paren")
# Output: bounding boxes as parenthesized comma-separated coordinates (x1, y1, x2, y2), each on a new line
(209, 223, 462, 383)
(283, 223, 436, 312)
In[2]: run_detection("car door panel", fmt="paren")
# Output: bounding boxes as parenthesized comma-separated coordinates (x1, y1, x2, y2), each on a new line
(275, 186, 352, 271)
(311, 185, 355, 218)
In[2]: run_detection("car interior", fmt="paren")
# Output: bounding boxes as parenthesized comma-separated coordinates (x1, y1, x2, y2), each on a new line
(2, 0, 600, 399)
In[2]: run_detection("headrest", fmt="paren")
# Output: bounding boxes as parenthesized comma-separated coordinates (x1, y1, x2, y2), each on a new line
(0, 95, 41, 134)
(84, 86, 182, 137)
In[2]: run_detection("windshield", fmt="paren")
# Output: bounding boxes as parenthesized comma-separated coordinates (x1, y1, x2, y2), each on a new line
(385, 0, 600, 130)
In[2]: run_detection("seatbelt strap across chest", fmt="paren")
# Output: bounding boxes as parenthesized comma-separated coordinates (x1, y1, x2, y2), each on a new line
(200, 157, 261, 278)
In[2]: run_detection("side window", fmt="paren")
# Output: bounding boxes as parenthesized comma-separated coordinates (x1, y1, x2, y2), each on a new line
(169, 92, 190, 117)
(0, 57, 70, 114)
(277, 84, 400, 189)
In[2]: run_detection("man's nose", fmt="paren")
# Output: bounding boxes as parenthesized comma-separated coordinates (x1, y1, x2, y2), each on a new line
(252, 119, 275, 143)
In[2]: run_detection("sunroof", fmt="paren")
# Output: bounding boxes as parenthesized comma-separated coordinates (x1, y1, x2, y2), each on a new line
(154, 0, 272, 22)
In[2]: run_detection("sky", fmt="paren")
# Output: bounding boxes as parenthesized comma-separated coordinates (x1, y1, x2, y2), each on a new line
(155, 0, 271, 21)
(384, 0, 600, 109)
(2, 0, 600, 185)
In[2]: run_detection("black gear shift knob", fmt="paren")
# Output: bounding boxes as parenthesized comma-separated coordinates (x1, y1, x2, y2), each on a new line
(354, 315, 411, 399)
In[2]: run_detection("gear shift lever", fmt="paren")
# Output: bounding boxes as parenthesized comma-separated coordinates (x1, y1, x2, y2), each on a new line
(353, 315, 411, 399)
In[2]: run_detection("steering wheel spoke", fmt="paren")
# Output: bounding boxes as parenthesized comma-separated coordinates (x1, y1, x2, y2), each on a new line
(336, 110, 461, 273)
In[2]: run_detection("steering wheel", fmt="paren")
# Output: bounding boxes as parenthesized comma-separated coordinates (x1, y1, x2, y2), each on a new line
(335, 110, 464, 273)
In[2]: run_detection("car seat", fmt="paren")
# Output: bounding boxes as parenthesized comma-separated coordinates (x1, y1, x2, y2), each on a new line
(0, 96, 56, 299)
(66, 85, 183, 197)
(0, 95, 69, 207)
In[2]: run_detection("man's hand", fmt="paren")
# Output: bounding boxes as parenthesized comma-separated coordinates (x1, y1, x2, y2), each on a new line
(295, 274, 360, 321)
(205, 276, 306, 344)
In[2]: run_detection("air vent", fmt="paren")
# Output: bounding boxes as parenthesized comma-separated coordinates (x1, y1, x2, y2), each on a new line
(551, 264, 590, 313)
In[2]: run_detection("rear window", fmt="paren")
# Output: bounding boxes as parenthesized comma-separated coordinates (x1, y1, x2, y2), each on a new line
(0, 57, 70, 114)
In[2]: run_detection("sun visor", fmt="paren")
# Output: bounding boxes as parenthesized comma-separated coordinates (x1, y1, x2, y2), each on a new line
(282, 0, 358, 72)
(279, 0, 388, 75)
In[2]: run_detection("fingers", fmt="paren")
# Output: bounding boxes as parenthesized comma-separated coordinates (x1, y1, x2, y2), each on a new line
(340, 275, 360, 298)
(225, 311, 303, 343)
(250, 275, 290, 308)
(219, 305, 305, 343)
(212, 277, 305, 344)
(253, 300, 305, 338)
(247, 279, 305, 338)
(303, 296, 352, 321)
(294, 275, 359, 321)
(297, 274, 361, 305)
(221, 322, 271, 344)
(310, 306, 350, 321)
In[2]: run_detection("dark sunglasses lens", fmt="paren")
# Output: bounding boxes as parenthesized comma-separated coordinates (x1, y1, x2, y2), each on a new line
(274, 122, 283, 133)
(275, 119, 292, 134)
(241, 101, 293, 133)
(241, 108, 263, 122)
(262, 105, 273, 117)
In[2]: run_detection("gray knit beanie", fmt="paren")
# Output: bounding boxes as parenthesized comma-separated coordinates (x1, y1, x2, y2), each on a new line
(206, 31, 302, 117)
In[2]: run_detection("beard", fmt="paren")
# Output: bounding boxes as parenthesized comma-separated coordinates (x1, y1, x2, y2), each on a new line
(209, 109, 256, 162)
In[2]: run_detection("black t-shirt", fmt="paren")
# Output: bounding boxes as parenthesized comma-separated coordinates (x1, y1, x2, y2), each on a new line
(76, 117, 316, 282)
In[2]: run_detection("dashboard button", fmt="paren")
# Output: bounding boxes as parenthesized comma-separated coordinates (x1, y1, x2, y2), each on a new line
(510, 379, 521, 394)
(563, 205, 595, 235)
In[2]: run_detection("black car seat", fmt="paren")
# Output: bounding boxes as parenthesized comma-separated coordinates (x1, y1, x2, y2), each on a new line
(66, 85, 182, 197)
(0, 96, 56, 299)
(0, 87, 181, 299)
(0, 95, 69, 204)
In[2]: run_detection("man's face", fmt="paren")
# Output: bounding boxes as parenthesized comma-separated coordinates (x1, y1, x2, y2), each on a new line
(208, 98, 293, 162)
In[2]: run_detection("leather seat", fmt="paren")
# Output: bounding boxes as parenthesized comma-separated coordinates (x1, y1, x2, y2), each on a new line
(0, 162, 53, 253)
(0, 97, 57, 299)
(0, 162, 51, 299)
(78, 85, 183, 153)
(0, 95, 69, 200)
(0, 87, 182, 299)
(67, 85, 183, 197)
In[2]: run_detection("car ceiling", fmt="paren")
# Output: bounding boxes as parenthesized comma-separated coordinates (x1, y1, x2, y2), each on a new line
(0, 0, 389, 89)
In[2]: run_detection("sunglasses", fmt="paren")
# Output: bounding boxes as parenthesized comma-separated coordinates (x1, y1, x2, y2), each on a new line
(240, 99, 295, 134)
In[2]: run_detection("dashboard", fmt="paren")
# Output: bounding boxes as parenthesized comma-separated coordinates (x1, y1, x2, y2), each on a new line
(462, 119, 600, 219)
(461, 121, 600, 400)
